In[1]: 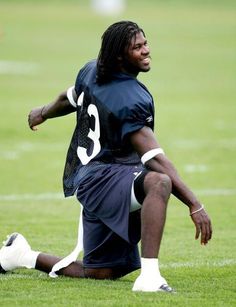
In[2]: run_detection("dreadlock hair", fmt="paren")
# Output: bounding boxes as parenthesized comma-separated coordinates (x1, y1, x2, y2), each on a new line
(96, 21, 145, 85)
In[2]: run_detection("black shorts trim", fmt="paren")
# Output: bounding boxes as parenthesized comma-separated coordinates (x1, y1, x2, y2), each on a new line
(133, 169, 150, 204)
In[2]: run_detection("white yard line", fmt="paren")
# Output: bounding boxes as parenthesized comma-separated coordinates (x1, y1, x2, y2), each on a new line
(0, 259, 235, 281)
(0, 188, 236, 202)
(160, 258, 236, 269)
(0, 60, 40, 75)
(195, 188, 236, 196)
(0, 142, 66, 160)
(173, 138, 236, 149)
(0, 193, 64, 201)
(184, 164, 208, 173)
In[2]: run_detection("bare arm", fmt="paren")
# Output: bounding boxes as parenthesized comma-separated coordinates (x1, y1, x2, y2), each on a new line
(130, 126, 212, 245)
(28, 90, 76, 131)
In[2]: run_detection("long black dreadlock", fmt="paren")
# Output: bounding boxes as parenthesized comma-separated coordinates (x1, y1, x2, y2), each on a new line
(96, 21, 145, 85)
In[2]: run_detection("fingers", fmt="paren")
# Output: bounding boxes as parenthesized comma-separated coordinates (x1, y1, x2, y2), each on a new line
(209, 221, 213, 240)
(28, 110, 40, 131)
(195, 223, 200, 240)
(28, 121, 38, 131)
(203, 219, 213, 245)
(28, 112, 33, 130)
(200, 222, 207, 245)
(202, 215, 212, 245)
(192, 211, 212, 245)
(31, 125, 38, 131)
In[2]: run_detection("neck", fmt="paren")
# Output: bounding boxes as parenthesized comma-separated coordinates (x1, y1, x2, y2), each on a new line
(118, 62, 139, 78)
(120, 68, 138, 78)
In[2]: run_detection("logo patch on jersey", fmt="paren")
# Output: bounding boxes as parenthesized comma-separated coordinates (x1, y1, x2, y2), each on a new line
(146, 115, 153, 123)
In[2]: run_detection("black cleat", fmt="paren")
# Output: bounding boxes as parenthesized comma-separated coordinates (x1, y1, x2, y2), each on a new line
(159, 284, 176, 293)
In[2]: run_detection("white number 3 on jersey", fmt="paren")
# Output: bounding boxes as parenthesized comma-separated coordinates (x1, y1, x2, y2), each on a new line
(77, 93, 101, 165)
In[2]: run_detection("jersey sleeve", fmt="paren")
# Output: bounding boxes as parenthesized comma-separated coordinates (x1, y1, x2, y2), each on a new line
(121, 100, 154, 141)
(67, 86, 77, 108)
(121, 84, 154, 139)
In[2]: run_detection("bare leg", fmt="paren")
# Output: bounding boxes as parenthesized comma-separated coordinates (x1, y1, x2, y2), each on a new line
(132, 172, 173, 292)
(35, 253, 135, 279)
(141, 172, 172, 258)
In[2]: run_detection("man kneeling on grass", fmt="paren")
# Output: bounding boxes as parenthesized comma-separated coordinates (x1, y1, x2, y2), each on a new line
(0, 21, 212, 292)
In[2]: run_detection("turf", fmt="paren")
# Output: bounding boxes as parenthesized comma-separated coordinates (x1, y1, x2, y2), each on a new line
(0, 0, 235, 306)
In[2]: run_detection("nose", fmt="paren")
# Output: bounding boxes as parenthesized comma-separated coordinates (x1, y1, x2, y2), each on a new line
(142, 44, 150, 55)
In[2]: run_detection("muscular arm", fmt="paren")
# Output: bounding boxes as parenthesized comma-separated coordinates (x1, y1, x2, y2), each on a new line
(130, 126, 212, 244)
(28, 90, 76, 131)
(131, 126, 200, 209)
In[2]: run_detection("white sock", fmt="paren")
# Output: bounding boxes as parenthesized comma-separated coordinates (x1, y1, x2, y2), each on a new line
(23, 250, 40, 269)
(140, 257, 161, 278)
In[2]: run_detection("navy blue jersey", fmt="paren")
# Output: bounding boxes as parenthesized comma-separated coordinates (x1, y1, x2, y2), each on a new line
(63, 60, 154, 197)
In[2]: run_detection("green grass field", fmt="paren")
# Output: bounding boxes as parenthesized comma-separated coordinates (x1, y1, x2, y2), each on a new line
(0, 0, 235, 306)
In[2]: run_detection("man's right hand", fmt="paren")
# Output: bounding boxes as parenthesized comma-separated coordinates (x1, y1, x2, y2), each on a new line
(190, 207, 212, 245)
(28, 106, 46, 131)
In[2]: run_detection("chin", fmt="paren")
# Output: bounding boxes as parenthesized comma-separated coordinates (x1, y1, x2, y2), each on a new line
(141, 66, 151, 72)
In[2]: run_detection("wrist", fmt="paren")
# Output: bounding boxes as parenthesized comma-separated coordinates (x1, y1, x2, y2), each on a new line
(190, 204, 204, 216)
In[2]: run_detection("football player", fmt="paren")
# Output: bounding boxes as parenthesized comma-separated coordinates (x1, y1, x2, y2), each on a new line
(0, 21, 212, 293)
